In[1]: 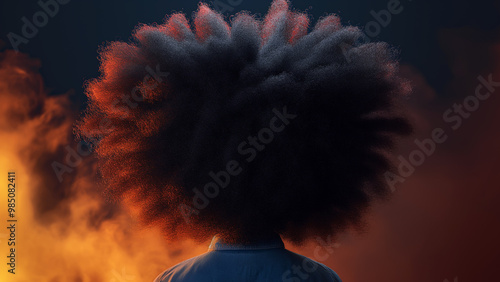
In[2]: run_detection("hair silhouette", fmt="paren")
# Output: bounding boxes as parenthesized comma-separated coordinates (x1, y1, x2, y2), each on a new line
(77, 0, 412, 244)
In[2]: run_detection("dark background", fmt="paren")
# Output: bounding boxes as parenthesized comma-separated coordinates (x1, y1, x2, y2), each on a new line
(1, 0, 499, 100)
(1, 0, 499, 281)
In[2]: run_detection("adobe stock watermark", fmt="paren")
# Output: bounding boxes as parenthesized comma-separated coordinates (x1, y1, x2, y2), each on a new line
(385, 74, 500, 191)
(51, 65, 170, 183)
(282, 235, 340, 281)
(7, 0, 71, 51)
(340, 0, 410, 62)
(179, 106, 297, 223)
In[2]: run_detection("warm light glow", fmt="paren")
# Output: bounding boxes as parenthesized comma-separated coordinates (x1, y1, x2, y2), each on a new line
(0, 50, 207, 281)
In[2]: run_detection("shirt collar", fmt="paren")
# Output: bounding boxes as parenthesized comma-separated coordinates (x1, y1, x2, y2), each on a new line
(208, 233, 285, 251)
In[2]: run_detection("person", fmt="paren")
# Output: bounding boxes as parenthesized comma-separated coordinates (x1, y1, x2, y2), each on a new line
(154, 232, 341, 281)
(77, 0, 412, 281)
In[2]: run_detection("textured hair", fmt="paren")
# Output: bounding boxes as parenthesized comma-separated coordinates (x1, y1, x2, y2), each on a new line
(77, 0, 412, 244)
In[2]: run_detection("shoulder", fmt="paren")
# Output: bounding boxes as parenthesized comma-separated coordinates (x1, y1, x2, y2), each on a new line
(154, 253, 213, 282)
(154, 249, 341, 282)
(281, 250, 342, 282)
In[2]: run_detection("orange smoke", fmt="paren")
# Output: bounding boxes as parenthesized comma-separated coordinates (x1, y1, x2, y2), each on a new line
(0, 50, 206, 282)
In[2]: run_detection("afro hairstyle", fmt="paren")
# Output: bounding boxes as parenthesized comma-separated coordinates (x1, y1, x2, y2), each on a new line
(77, 0, 412, 244)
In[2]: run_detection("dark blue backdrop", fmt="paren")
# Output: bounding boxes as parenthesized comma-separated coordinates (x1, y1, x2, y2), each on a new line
(1, 0, 499, 105)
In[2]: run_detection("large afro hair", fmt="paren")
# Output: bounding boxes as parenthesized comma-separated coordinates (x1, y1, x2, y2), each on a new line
(77, 0, 412, 244)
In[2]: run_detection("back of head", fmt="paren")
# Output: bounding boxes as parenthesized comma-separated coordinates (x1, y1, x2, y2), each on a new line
(77, 0, 412, 244)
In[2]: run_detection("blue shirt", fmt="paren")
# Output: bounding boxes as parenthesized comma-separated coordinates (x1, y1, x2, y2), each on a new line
(154, 234, 342, 281)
